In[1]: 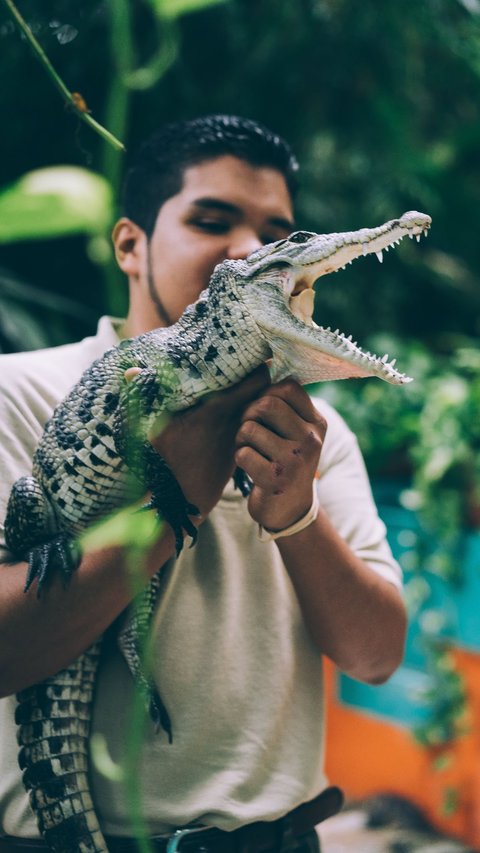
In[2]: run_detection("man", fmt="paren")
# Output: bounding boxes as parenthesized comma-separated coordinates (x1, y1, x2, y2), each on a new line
(0, 115, 406, 852)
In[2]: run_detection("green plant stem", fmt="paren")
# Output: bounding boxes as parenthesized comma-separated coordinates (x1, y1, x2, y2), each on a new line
(123, 544, 157, 853)
(97, 0, 133, 317)
(1, 0, 125, 152)
(101, 0, 132, 191)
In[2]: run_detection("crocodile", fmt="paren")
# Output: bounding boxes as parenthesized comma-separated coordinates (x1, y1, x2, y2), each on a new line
(3, 210, 431, 853)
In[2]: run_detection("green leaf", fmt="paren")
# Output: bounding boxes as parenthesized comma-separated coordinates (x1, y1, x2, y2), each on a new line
(80, 502, 162, 554)
(151, 0, 226, 21)
(441, 786, 459, 817)
(90, 733, 126, 782)
(0, 167, 113, 243)
(432, 752, 453, 772)
(0, 296, 50, 351)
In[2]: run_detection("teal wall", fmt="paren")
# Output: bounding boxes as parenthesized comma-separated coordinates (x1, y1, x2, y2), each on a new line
(338, 482, 480, 727)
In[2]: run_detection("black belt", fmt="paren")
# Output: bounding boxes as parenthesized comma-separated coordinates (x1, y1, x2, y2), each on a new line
(0, 786, 343, 853)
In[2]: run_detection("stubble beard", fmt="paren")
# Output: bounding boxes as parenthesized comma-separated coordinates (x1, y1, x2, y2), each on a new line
(146, 243, 173, 328)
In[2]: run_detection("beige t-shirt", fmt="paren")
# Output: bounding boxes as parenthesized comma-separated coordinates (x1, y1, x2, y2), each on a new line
(0, 318, 402, 837)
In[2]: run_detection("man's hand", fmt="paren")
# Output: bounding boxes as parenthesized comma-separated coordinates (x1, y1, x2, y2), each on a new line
(234, 379, 327, 531)
(149, 366, 270, 522)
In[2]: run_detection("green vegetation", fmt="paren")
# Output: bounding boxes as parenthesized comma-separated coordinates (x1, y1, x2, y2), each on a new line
(321, 336, 480, 573)
(1, 0, 479, 350)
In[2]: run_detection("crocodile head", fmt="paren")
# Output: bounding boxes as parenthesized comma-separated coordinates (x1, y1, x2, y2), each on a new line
(232, 210, 431, 385)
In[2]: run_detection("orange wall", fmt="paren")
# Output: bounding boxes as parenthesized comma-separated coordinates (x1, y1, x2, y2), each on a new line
(324, 649, 480, 848)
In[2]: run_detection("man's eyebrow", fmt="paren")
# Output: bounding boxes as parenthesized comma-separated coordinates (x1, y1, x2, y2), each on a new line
(192, 198, 239, 214)
(191, 197, 295, 233)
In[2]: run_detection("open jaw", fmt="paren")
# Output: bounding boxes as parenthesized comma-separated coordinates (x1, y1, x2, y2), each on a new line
(284, 211, 432, 385)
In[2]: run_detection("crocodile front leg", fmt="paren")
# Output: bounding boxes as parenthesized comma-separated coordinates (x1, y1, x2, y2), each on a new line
(138, 443, 200, 554)
(4, 476, 80, 595)
(114, 368, 200, 553)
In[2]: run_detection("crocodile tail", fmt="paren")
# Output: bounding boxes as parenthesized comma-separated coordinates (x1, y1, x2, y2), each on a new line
(16, 640, 108, 853)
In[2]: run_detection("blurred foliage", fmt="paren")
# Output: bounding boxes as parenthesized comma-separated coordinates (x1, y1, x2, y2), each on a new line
(0, 265, 97, 352)
(0, 0, 479, 349)
(413, 644, 468, 818)
(0, 166, 113, 242)
(413, 646, 468, 750)
(320, 335, 480, 571)
(0, 165, 113, 351)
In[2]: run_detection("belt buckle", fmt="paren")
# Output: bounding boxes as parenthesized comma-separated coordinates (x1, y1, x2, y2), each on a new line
(165, 826, 212, 853)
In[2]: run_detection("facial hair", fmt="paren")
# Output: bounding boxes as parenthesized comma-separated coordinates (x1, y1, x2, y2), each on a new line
(146, 243, 173, 327)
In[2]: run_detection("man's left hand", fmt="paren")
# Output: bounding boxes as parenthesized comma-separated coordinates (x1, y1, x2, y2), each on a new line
(234, 380, 327, 532)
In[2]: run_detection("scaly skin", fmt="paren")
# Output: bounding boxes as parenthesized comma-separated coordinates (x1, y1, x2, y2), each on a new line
(4, 210, 431, 852)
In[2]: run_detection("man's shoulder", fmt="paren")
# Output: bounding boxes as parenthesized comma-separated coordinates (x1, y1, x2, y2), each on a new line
(308, 390, 360, 475)
(0, 316, 121, 402)
(308, 391, 354, 437)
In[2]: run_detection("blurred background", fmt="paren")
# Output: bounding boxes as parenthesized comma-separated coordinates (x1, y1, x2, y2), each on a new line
(1, 0, 480, 847)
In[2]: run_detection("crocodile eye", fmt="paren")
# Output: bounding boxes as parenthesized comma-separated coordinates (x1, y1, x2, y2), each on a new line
(288, 231, 313, 244)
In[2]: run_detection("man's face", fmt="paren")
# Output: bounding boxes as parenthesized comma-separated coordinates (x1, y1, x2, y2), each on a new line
(143, 155, 295, 329)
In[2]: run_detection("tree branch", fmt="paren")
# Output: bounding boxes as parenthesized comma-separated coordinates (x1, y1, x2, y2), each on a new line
(2, 0, 125, 152)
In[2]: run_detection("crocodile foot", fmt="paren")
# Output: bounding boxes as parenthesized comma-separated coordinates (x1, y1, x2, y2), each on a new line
(142, 492, 199, 555)
(24, 535, 81, 596)
(233, 466, 253, 497)
(140, 443, 200, 555)
(149, 688, 173, 741)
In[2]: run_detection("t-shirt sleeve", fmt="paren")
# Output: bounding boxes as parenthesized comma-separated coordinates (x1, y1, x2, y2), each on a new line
(312, 395, 403, 590)
(0, 320, 121, 560)
(0, 369, 50, 561)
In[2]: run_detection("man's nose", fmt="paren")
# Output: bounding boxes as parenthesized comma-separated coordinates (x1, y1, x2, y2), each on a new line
(226, 230, 263, 260)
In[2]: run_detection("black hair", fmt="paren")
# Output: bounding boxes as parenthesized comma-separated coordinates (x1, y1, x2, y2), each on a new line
(122, 115, 299, 237)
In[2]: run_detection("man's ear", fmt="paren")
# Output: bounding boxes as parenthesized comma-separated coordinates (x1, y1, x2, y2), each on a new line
(112, 218, 147, 277)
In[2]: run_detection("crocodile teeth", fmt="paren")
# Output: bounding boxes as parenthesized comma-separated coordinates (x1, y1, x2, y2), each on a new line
(376, 251, 383, 263)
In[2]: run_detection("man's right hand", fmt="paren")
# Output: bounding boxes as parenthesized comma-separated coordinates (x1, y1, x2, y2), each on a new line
(149, 365, 270, 522)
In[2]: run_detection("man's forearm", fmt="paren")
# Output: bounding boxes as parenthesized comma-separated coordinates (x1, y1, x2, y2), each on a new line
(278, 508, 407, 685)
(0, 526, 177, 697)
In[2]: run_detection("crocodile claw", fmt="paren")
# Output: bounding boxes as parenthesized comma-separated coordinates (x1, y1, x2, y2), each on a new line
(141, 493, 199, 555)
(233, 467, 253, 497)
(25, 536, 81, 597)
(149, 689, 173, 742)
(139, 443, 200, 555)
